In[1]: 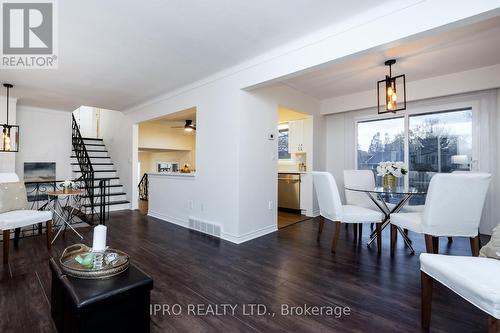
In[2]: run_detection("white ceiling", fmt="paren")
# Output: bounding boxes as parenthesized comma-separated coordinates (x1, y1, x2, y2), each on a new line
(1, 0, 390, 111)
(282, 16, 500, 100)
(143, 107, 197, 125)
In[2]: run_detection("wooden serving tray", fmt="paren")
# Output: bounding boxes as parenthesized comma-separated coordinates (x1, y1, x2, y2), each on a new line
(60, 244, 130, 279)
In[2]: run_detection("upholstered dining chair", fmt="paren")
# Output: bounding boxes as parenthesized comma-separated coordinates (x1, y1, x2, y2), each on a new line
(420, 253, 500, 332)
(0, 173, 53, 264)
(344, 169, 394, 242)
(390, 173, 491, 256)
(312, 171, 384, 254)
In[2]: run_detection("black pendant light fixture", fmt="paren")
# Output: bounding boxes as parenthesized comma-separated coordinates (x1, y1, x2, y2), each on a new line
(1, 83, 19, 152)
(377, 59, 406, 114)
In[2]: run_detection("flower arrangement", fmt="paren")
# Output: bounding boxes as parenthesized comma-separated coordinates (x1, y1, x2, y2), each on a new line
(61, 180, 76, 191)
(376, 161, 408, 178)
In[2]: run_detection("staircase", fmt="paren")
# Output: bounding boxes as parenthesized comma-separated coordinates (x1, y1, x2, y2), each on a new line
(71, 137, 130, 213)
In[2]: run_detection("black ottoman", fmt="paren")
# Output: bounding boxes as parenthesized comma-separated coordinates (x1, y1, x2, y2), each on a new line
(49, 258, 153, 333)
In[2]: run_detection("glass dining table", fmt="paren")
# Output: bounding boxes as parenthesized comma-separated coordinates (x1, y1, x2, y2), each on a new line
(344, 184, 427, 254)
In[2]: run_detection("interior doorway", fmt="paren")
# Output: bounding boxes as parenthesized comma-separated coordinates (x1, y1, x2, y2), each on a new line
(276, 105, 312, 229)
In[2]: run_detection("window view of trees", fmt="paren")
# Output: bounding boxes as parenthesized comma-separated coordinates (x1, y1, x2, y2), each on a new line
(357, 109, 473, 189)
(278, 125, 291, 160)
(408, 109, 472, 187)
(357, 117, 404, 185)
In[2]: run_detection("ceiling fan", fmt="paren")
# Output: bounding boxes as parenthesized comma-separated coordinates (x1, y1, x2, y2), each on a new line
(171, 119, 196, 132)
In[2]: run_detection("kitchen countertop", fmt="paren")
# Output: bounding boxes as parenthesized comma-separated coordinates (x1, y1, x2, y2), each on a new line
(148, 172, 196, 177)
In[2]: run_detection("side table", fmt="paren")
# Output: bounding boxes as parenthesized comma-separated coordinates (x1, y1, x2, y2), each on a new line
(47, 190, 84, 244)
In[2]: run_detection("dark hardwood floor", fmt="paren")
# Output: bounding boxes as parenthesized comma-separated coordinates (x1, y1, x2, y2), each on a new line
(0, 210, 489, 332)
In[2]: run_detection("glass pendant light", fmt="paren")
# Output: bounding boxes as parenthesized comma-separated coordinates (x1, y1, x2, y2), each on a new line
(1, 83, 19, 152)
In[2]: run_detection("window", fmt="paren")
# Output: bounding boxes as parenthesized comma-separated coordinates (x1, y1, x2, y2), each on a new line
(278, 123, 291, 160)
(357, 117, 404, 185)
(356, 108, 473, 189)
(408, 109, 472, 187)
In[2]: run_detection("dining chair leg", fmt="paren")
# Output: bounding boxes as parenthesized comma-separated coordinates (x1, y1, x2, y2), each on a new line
(488, 316, 499, 333)
(421, 271, 433, 330)
(376, 223, 382, 255)
(317, 216, 325, 242)
(432, 237, 439, 254)
(14, 228, 20, 248)
(353, 224, 358, 243)
(424, 234, 434, 254)
(390, 224, 397, 257)
(370, 223, 374, 230)
(470, 236, 480, 257)
(358, 224, 363, 243)
(331, 222, 341, 253)
(345, 224, 348, 230)
(46, 220, 53, 250)
(3, 230, 10, 265)
(447, 237, 453, 243)
(38, 222, 43, 235)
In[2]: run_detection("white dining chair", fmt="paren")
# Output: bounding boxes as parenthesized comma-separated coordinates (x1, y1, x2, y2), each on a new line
(312, 171, 383, 254)
(390, 173, 491, 256)
(344, 169, 394, 242)
(0, 173, 53, 264)
(420, 253, 500, 331)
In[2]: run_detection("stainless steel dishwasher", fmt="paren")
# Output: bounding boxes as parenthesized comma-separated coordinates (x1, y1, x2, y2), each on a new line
(278, 173, 301, 210)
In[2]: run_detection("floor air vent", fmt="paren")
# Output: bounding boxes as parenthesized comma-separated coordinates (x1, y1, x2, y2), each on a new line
(188, 217, 221, 238)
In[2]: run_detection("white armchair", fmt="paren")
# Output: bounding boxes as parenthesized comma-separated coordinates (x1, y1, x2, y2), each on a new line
(390, 173, 491, 256)
(420, 253, 500, 331)
(312, 171, 383, 254)
(0, 173, 53, 264)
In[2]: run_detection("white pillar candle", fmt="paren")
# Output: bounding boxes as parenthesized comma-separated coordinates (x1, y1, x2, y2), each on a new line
(92, 225, 107, 252)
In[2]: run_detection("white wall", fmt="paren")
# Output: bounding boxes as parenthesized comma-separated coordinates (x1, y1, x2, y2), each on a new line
(321, 64, 500, 115)
(123, 2, 498, 242)
(238, 84, 322, 239)
(0, 96, 17, 172)
(15, 106, 73, 181)
(130, 77, 241, 239)
(139, 122, 195, 151)
(100, 109, 137, 207)
(73, 106, 97, 138)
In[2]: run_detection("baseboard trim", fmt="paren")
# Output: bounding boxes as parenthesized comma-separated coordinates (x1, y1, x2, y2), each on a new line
(222, 224, 277, 244)
(148, 211, 189, 228)
(147, 211, 277, 244)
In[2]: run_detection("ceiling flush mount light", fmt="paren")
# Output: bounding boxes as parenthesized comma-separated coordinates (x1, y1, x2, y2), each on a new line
(184, 120, 196, 132)
(1, 83, 19, 152)
(377, 59, 406, 114)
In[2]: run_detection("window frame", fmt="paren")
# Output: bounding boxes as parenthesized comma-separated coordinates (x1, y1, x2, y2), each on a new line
(354, 101, 479, 184)
(278, 122, 292, 161)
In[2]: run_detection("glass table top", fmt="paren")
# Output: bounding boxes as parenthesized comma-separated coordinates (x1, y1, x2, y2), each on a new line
(344, 185, 427, 195)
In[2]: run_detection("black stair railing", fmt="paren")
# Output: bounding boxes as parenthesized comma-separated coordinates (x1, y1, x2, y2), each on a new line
(98, 178, 110, 225)
(138, 173, 148, 201)
(72, 114, 96, 223)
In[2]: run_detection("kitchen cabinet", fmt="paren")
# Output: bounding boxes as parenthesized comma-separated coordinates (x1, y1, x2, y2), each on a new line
(288, 120, 305, 154)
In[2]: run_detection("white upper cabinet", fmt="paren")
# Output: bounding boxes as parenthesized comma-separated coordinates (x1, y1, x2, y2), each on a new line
(288, 120, 305, 154)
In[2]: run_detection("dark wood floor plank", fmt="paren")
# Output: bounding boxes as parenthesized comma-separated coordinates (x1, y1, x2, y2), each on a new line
(0, 210, 489, 332)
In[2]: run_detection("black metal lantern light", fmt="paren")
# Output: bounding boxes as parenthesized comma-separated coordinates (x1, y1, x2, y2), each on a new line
(1, 83, 19, 152)
(377, 59, 406, 114)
